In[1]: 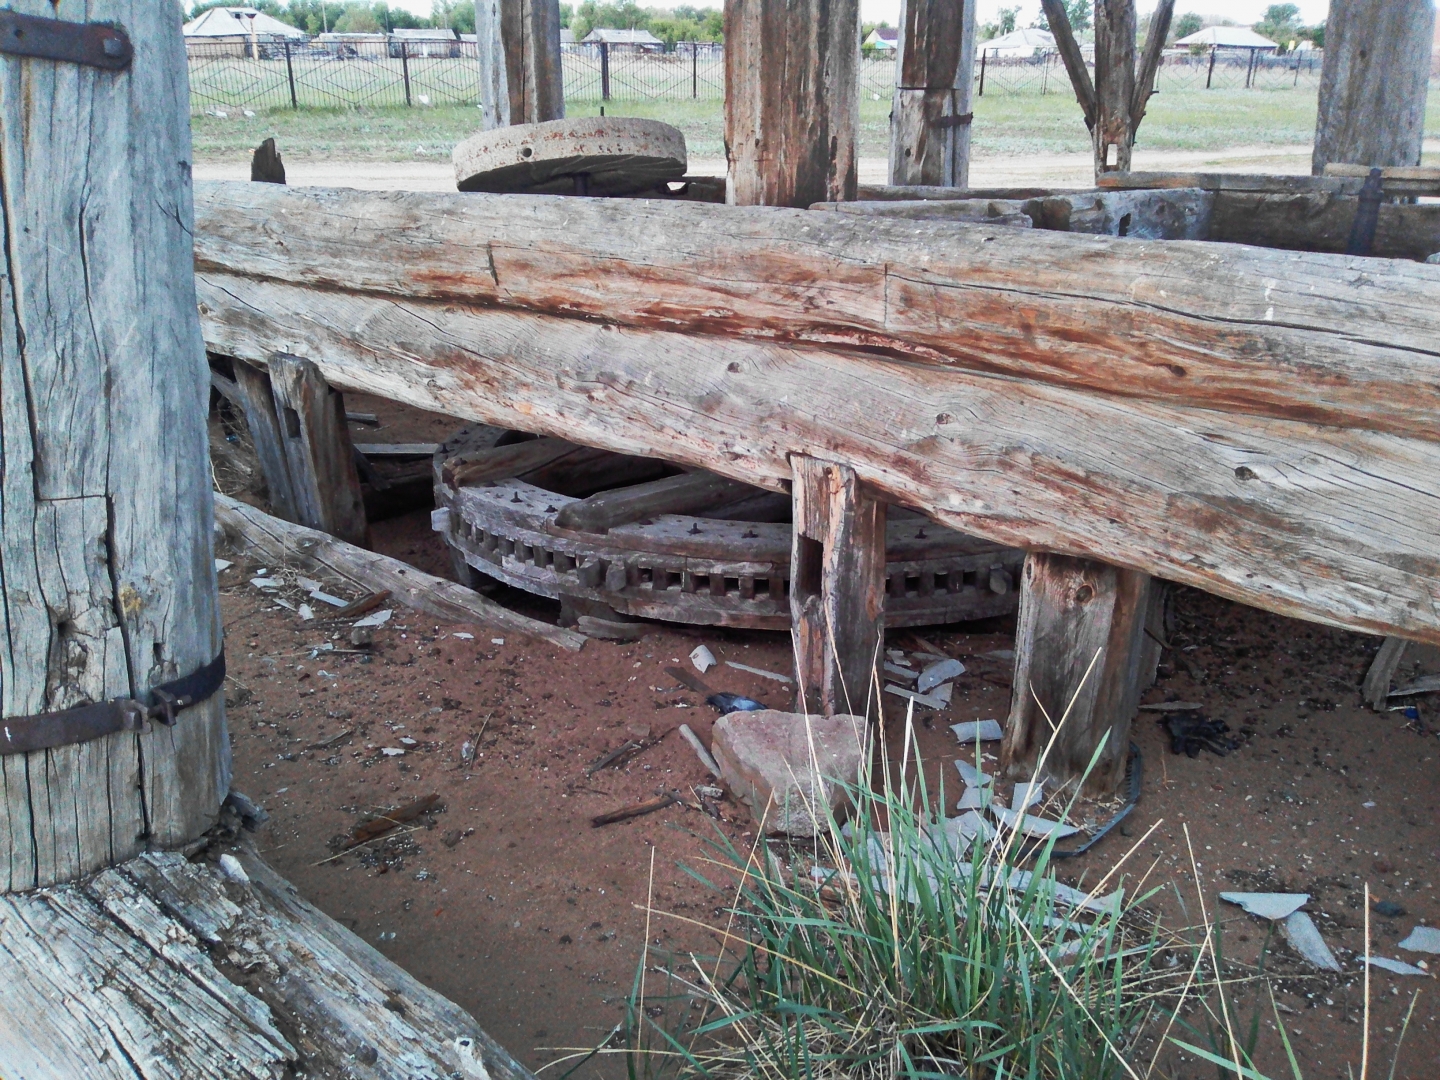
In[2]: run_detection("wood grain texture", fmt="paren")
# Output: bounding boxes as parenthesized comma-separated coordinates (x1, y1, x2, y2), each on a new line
(1362, 636, 1407, 711)
(724, 0, 859, 206)
(0, 1, 226, 891)
(889, 0, 977, 188)
(1001, 553, 1153, 794)
(193, 182, 1440, 443)
(1092, 0, 1136, 175)
(231, 360, 300, 520)
(791, 457, 885, 716)
(195, 274, 1440, 646)
(1312, 0, 1434, 174)
(553, 470, 755, 533)
(1210, 192, 1440, 262)
(215, 493, 586, 651)
(476, 0, 565, 128)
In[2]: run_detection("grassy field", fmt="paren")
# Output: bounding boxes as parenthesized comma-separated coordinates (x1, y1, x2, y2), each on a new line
(189, 84, 1440, 165)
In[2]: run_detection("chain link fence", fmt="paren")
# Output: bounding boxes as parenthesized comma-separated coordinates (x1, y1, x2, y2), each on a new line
(187, 38, 1325, 113)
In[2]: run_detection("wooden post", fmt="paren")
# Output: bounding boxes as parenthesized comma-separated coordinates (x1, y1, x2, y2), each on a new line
(889, 0, 978, 188)
(475, 0, 565, 129)
(1312, 0, 1435, 174)
(0, 0, 228, 891)
(725, 0, 860, 207)
(268, 354, 370, 548)
(1000, 553, 1158, 795)
(230, 359, 301, 522)
(790, 456, 886, 717)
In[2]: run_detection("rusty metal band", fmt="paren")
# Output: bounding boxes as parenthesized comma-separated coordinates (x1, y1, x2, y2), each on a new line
(0, 650, 226, 756)
(0, 11, 132, 70)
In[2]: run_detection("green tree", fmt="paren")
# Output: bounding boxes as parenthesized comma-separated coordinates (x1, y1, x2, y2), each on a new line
(1255, 2, 1302, 43)
(1172, 11, 1203, 40)
(981, 4, 1019, 40)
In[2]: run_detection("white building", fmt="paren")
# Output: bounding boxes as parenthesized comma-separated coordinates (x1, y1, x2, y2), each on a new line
(980, 28, 1056, 58)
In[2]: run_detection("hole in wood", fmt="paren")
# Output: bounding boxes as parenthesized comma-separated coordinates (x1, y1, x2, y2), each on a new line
(794, 535, 823, 601)
(282, 406, 302, 439)
(1075, 583, 1095, 604)
(1118, 212, 1133, 237)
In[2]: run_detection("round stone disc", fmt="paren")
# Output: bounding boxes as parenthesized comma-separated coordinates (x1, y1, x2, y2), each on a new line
(452, 117, 688, 197)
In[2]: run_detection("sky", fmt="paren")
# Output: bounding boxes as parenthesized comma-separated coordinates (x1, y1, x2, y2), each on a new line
(388, 1, 1332, 26)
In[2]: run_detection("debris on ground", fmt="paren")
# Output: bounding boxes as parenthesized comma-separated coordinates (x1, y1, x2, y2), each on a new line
(689, 644, 715, 673)
(1399, 926, 1440, 953)
(707, 692, 765, 713)
(347, 794, 444, 849)
(1159, 709, 1241, 757)
(591, 792, 678, 827)
(725, 660, 793, 684)
(1220, 892, 1310, 920)
(917, 658, 966, 693)
(951, 719, 1005, 743)
(1281, 911, 1343, 972)
(678, 723, 722, 778)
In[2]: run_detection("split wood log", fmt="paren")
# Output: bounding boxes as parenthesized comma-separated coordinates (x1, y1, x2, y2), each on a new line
(790, 457, 886, 716)
(1312, 0, 1434, 174)
(724, 0, 858, 206)
(1000, 553, 1157, 795)
(193, 182, 1440, 444)
(215, 493, 586, 651)
(269, 353, 370, 547)
(250, 136, 286, 184)
(476, 0, 564, 129)
(232, 358, 301, 521)
(195, 271, 1440, 648)
(1362, 637, 1408, 712)
(1208, 192, 1440, 262)
(889, 0, 978, 188)
(553, 470, 756, 533)
(0, 848, 534, 1078)
(1, 0, 227, 892)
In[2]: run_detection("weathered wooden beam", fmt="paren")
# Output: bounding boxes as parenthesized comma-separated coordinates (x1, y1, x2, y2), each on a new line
(268, 353, 369, 547)
(812, 197, 1033, 226)
(859, 183, 1063, 201)
(476, 0, 565, 129)
(193, 182, 1440, 443)
(215, 493, 585, 651)
(1322, 164, 1440, 198)
(724, 0, 858, 206)
(444, 435, 579, 486)
(889, 0, 977, 189)
(195, 272, 1440, 647)
(1313, 0, 1434, 174)
(790, 456, 886, 716)
(1209, 192, 1440, 262)
(1098, 171, 1370, 195)
(553, 470, 755, 533)
(1362, 636, 1408, 712)
(1092, 0, 1136, 175)
(230, 359, 301, 521)
(1000, 553, 1155, 794)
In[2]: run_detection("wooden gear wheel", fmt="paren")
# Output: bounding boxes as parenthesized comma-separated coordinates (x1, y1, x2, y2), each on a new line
(432, 425, 1022, 630)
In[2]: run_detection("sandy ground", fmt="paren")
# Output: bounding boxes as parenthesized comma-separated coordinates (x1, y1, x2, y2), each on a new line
(212, 394, 1440, 1080)
(194, 142, 1335, 192)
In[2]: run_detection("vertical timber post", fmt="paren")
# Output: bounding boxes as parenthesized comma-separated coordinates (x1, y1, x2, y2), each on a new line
(789, 457, 886, 718)
(889, 0, 978, 188)
(0, 1, 228, 891)
(1312, 0, 1434, 174)
(1000, 553, 1159, 796)
(600, 41, 611, 101)
(284, 38, 298, 108)
(401, 40, 412, 106)
(724, 0, 860, 207)
(475, 0, 565, 128)
(1091, 0, 1136, 175)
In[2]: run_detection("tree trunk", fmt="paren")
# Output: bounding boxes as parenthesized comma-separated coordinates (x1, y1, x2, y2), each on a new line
(0, 1, 227, 891)
(1092, 0, 1136, 174)
(475, 0, 565, 129)
(1312, 0, 1434, 174)
(889, 0, 977, 188)
(725, 0, 860, 206)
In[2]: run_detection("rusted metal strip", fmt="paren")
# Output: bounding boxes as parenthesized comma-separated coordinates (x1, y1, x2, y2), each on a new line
(0, 11, 131, 70)
(0, 651, 226, 756)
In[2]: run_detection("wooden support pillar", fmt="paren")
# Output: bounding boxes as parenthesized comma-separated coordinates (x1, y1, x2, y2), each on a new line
(267, 354, 370, 548)
(889, 0, 978, 188)
(1000, 553, 1159, 795)
(1312, 0, 1434, 174)
(724, 0, 860, 207)
(231, 359, 300, 522)
(0, 0, 228, 890)
(789, 456, 886, 716)
(475, 0, 565, 129)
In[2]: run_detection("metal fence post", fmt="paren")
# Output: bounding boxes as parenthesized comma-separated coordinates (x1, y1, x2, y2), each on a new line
(1245, 47, 1256, 89)
(284, 39, 298, 108)
(692, 42, 698, 98)
(401, 40, 412, 106)
(600, 41, 610, 101)
(977, 48, 987, 97)
(1206, 46, 1216, 89)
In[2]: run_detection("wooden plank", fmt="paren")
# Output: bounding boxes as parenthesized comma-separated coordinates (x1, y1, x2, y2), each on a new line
(1313, 0, 1433, 174)
(1039, 0, 1096, 129)
(193, 182, 1440, 444)
(354, 442, 441, 457)
(1322, 163, 1440, 197)
(196, 273, 1440, 647)
(553, 471, 756, 533)
(859, 183, 1068, 200)
(476, 0, 565, 128)
(812, 197, 1033, 226)
(231, 358, 300, 521)
(1092, 0, 1136, 175)
(1209, 191, 1440, 262)
(215, 493, 586, 651)
(268, 353, 370, 547)
(444, 436, 583, 486)
(1, 0, 226, 889)
(889, 0, 977, 188)
(1097, 171, 1368, 195)
(1362, 636, 1408, 711)
(724, 0, 859, 207)
(791, 457, 886, 716)
(1023, 188, 1212, 239)
(1000, 553, 1153, 794)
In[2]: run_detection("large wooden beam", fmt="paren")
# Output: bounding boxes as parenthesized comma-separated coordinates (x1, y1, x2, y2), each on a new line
(790, 456, 886, 716)
(1209, 192, 1440, 262)
(194, 271, 1440, 647)
(724, 0, 859, 206)
(194, 183, 1440, 444)
(889, 0, 977, 188)
(1313, 0, 1434, 174)
(1092, 0, 1136, 175)
(475, 0, 564, 129)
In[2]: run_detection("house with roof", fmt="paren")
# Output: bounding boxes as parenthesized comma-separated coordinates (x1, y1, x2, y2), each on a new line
(582, 28, 664, 52)
(980, 27, 1056, 58)
(1174, 26, 1278, 52)
(864, 27, 898, 51)
(183, 6, 306, 56)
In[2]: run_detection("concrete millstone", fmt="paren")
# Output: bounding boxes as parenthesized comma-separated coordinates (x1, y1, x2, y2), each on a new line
(452, 116, 687, 196)
(711, 710, 867, 836)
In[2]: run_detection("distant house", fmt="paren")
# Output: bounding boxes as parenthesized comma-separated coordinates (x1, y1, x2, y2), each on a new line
(182, 6, 305, 56)
(582, 28, 664, 52)
(980, 28, 1055, 58)
(1173, 27, 1278, 51)
(391, 27, 460, 58)
(560, 28, 577, 45)
(314, 32, 387, 57)
(864, 27, 898, 51)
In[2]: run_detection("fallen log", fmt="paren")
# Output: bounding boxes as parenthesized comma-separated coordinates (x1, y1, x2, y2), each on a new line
(196, 274, 1440, 646)
(193, 182, 1440, 443)
(214, 492, 586, 651)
